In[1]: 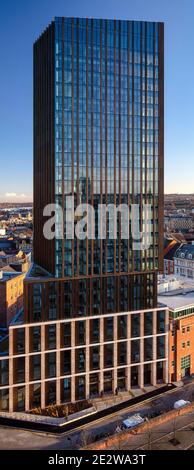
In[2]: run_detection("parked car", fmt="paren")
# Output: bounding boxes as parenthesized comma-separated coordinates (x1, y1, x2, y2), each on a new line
(173, 399, 191, 410)
(122, 413, 145, 429)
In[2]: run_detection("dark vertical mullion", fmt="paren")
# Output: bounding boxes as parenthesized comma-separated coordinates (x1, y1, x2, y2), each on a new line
(158, 23, 164, 273)
(62, 18, 65, 278)
(153, 22, 156, 273)
(52, 23, 55, 275)
(91, 19, 94, 276)
(114, 21, 120, 309)
(86, 19, 89, 276)
(71, 19, 75, 277)
(59, 274, 63, 320)
(105, 21, 108, 276)
(100, 20, 103, 276)
(39, 37, 41, 268)
(140, 22, 143, 273)
(127, 21, 130, 309)
(114, 21, 117, 275)
(33, 42, 36, 270)
(76, 19, 80, 276)
(144, 22, 148, 272)
(118, 21, 121, 275)
(131, 22, 134, 272)
(45, 32, 47, 273)
(42, 35, 44, 269)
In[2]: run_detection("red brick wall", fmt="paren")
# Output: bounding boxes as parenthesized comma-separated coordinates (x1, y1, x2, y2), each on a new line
(170, 314, 194, 381)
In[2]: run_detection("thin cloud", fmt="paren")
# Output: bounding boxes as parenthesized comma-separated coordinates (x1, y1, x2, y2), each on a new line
(5, 192, 17, 198)
(4, 192, 28, 199)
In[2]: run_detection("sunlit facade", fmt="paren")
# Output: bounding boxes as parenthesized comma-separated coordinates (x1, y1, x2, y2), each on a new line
(0, 18, 167, 412)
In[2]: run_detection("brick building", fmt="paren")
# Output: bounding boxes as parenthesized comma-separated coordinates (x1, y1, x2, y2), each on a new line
(0, 271, 24, 327)
(158, 287, 194, 382)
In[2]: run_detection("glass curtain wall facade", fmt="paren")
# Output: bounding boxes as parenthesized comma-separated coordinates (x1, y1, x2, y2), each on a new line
(33, 17, 164, 315)
(0, 18, 165, 412)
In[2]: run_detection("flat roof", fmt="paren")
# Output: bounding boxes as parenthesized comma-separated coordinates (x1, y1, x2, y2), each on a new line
(0, 271, 23, 282)
(158, 290, 194, 310)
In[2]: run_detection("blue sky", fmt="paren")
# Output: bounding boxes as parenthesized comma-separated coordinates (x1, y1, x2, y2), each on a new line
(0, 0, 194, 201)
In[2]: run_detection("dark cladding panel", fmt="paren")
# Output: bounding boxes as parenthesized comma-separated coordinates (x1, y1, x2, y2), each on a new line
(33, 22, 55, 274)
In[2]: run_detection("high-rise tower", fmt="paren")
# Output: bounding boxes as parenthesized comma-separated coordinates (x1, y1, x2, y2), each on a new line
(0, 18, 168, 412)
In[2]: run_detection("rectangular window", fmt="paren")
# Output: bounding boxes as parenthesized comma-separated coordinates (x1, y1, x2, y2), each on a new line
(30, 383, 41, 409)
(181, 355, 190, 370)
(13, 328, 25, 355)
(104, 317, 113, 341)
(75, 348, 85, 373)
(63, 322, 71, 347)
(61, 378, 71, 403)
(46, 352, 56, 378)
(144, 337, 153, 361)
(0, 359, 9, 386)
(0, 389, 9, 411)
(90, 373, 99, 396)
(90, 346, 100, 370)
(144, 312, 153, 336)
(30, 355, 41, 381)
(118, 316, 127, 339)
(131, 314, 140, 338)
(131, 340, 140, 363)
(157, 311, 165, 334)
(157, 336, 165, 359)
(104, 344, 113, 368)
(75, 321, 85, 346)
(46, 381, 56, 406)
(30, 326, 41, 352)
(46, 324, 56, 350)
(90, 319, 100, 343)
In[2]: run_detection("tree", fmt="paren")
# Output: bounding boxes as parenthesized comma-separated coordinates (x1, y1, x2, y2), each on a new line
(80, 429, 91, 448)
(145, 418, 152, 450)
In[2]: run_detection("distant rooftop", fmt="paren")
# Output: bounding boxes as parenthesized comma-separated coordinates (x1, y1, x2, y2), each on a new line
(175, 244, 194, 260)
(158, 290, 194, 310)
(0, 239, 17, 250)
(26, 263, 51, 279)
(158, 275, 194, 311)
(0, 270, 24, 282)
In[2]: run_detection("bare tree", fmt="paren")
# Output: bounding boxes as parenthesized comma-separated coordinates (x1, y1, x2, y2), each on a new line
(172, 410, 180, 442)
(145, 418, 152, 450)
(80, 429, 91, 448)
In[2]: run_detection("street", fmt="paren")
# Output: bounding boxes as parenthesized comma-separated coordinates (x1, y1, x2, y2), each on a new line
(0, 381, 194, 449)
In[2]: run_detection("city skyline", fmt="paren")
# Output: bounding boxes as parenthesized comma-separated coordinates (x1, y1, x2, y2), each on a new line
(0, 0, 194, 201)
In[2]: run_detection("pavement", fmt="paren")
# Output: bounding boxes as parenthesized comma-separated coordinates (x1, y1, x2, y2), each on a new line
(112, 410, 194, 450)
(1, 381, 194, 450)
